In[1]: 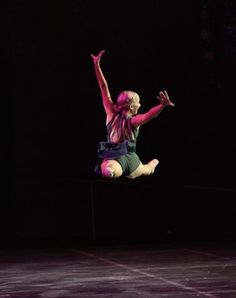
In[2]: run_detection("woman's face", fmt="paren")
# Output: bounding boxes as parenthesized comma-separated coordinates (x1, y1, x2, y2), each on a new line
(130, 93, 141, 115)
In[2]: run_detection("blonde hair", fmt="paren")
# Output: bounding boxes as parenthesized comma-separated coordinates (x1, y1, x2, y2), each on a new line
(115, 90, 138, 112)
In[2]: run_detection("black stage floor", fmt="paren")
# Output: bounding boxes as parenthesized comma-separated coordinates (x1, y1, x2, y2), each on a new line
(0, 242, 236, 298)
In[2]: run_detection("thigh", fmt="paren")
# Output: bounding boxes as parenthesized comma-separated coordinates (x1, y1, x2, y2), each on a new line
(116, 152, 141, 176)
(125, 162, 144, 179)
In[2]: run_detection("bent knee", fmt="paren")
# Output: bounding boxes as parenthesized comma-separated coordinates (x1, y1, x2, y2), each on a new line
(101, 160, 123, 178)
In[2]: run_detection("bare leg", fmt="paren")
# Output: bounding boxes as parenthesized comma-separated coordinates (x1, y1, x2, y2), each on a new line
(126, 159, 159, 179)
(101, 160, 123, 178)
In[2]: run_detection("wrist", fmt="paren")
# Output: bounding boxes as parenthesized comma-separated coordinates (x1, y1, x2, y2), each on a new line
(161, 102, 167, 108)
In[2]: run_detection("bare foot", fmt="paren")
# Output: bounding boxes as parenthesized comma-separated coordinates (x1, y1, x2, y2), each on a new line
(148, 159, 159, 173)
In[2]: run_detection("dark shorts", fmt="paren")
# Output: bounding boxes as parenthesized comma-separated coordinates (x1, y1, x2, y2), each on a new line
(115, 152, 141, 176)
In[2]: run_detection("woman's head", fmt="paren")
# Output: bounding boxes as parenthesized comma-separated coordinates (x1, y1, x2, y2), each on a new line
(116, 91, 141, 115)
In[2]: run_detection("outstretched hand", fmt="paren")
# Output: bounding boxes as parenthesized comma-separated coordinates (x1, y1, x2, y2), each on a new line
(156, 91, 175, 107)
(90, 50, 105, 65)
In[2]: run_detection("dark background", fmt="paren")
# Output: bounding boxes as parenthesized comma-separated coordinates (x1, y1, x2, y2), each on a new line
(4, 0, 236, 246)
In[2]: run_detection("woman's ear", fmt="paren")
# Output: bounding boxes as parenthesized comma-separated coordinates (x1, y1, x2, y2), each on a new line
(129, 103, 135, 112)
